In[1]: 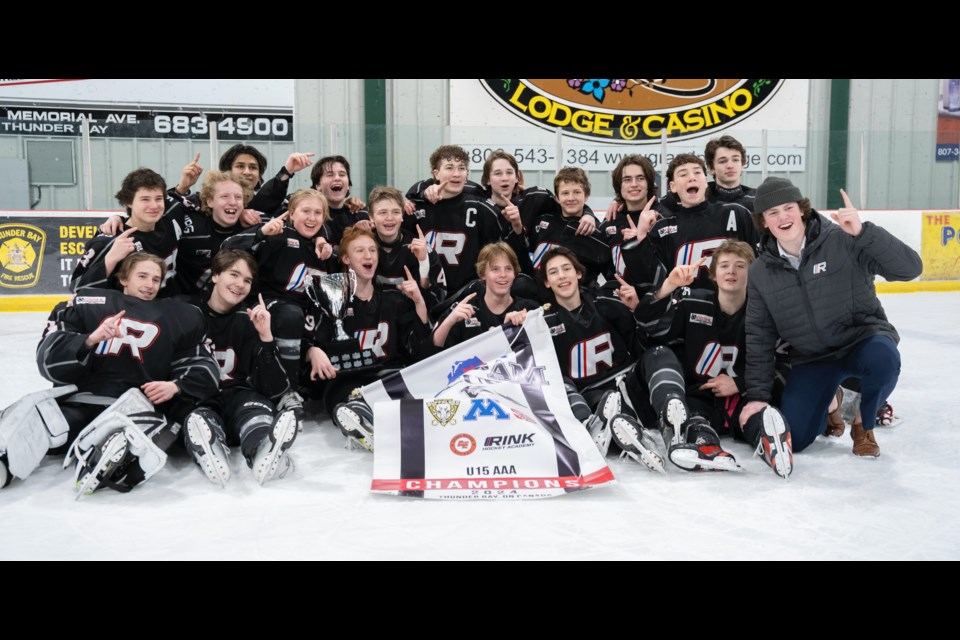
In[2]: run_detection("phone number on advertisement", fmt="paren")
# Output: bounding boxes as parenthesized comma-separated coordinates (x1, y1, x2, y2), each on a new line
(467, 146, 616, 169)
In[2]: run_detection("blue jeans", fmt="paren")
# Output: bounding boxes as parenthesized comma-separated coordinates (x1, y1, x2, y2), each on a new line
(780, 336, 901, 452)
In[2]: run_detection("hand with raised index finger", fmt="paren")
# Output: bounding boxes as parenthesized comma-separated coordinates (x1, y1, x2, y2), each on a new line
(247, 293, 273, 341)
(284, 152, 316, 175)
(85, 310, 126, 347)
(315, 235, 333, 261)
(622, 208, 640, 241)
(500, 201, 523, 235)
(398, 265, 424, 303)
(261, 211, 289, 237)
(665, 255, 708, 290)
(614, 274, 640, 310)
(105, 226, 138, 264)
(408, 225, 429, 261)
(425, 180, 448, 204)
(831, 188, 863, 237)
(449, 292, 478, 323)
(177, 152, 203, 193)
(638, 196, 659, 234)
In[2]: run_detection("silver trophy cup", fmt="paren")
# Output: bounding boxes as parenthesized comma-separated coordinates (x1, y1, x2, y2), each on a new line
(308, 270, 375, 371)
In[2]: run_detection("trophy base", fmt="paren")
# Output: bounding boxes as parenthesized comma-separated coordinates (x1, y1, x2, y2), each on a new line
(326, 340, 378, 372)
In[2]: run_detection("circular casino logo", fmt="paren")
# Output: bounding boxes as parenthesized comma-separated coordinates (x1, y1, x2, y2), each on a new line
(450, 433, 476, 456)
(480, 78, 783, 144)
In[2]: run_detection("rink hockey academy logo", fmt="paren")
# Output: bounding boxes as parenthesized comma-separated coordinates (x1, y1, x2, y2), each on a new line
(0, 223, 45, 289)
(450, 433, 477, 456)
(481, 79, 784, 144)
(427, 399, 461, 427)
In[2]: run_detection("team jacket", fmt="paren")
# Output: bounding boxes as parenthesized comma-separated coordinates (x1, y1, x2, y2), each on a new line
(37, 290, 219, 402)
(543, 290, 639, 390)
(745, 214, 923, 402)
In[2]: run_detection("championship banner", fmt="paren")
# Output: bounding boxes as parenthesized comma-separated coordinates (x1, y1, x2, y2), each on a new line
(364, 308, 614, 500)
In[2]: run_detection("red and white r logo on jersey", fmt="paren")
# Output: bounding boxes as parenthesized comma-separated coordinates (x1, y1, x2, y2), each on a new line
(356, 322, 389, 359)
(95, 318, 160, 362)
(568, 332, 613, 378)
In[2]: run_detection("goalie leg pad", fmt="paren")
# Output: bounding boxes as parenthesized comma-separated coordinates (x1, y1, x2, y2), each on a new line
(0, 385, 78, 479)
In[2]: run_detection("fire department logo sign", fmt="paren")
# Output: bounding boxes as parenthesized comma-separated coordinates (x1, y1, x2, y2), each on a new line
(0, 223, 45, 289)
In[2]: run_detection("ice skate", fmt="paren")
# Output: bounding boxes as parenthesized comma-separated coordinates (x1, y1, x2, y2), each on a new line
(184, 413, 231, 488)
(333, 400, 375, 452)
(251, 409, 298, 484)
(754, 407, 793, 479)
(669, 417, 741, 472)
(610, 413, 667, 474)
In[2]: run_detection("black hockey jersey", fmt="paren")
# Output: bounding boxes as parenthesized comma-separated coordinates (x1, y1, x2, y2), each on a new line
(635, 287, 747, 402)
(639, 199, 759, 291)
(70, 221, 179, 295)
(427, 294, 540, 354)
(598, 203, 667, 287)
(193, 298, 290, 400)
(221, 224, 335, 303)
(37, 290, 219, 402)
(167, 206, 243, 297)
(543, 291, 639, 390)
(528, 213, 611, 287)
(325, 204, 371, 247)
(403, 191, 526, 293)
(312, 287, 431, 372)
(375, 229, 446, 311)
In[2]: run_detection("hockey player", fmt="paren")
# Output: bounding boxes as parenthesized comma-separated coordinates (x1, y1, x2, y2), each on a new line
(368, 186, 446, 312)
(403, 145, 529, 295)
(427, 242, 539, 352)
(221, 188, 336, 424)
(171, 145, 315, 223)
(704, 135, 755, 209)
(536, 247, 664, 472)
(13, 253, 220, 495)
(526, 168, 611, 290)
(304, 227, 431, 452)
(628, 240, 792, 477)
(632, 154, 760, 294)
(740, 180, 922, 457)
(71, 168, 180, 295)
(310, 155, 373, 246)
(180, 250, 298, 486)
(599, 155, 662, 287)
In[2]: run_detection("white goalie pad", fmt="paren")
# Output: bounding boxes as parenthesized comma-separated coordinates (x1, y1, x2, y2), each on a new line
(0, 385, 78, 479)
(63, 388, 156, 470)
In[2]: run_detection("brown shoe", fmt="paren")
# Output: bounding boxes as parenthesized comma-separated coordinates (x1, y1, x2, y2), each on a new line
(825, 388, 845, 437)
(850, 420, 880, 457)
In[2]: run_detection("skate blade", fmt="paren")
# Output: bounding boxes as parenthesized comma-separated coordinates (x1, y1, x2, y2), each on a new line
(669, 449, 742, 472)
(75, 432, 127, 500)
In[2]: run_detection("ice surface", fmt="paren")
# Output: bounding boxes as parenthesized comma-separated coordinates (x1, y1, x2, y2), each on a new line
(1, 292, 958, 560)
